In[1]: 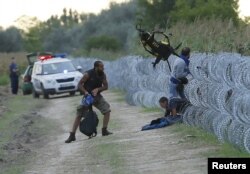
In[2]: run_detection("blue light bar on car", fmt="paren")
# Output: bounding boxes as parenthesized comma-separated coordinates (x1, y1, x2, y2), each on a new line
(53, 53, 67, 58)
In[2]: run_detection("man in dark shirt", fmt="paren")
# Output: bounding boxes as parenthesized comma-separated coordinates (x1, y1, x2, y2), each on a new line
(159, 97, 171, 116)
(9, 57, 19, 94)
(65, 61, 112, 143)
(159, 96, 188, 117)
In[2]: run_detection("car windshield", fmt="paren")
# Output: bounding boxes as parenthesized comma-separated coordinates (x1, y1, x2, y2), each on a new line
(42, 61, 76, 75)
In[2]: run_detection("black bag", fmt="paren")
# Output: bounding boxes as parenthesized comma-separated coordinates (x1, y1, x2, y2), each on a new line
(178, 77, 188, 84)
(79, 105, 99, 138)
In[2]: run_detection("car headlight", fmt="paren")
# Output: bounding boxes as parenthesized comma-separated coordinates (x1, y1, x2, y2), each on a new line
(75, 76, 81, 82)
(45, 79, 53, 83)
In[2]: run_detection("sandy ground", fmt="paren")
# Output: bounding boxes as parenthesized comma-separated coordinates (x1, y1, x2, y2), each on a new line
(24, 91, 213, 174)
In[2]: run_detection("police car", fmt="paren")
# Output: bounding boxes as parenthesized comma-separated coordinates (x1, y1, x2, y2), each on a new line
(31, 54, 83, 99)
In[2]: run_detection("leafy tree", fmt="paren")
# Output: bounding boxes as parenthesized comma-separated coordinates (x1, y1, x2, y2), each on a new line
(0, 27, 23, 52)
(24, 25, 43, 52)
(170, 0, 239, 24)
(137, 0, 176, 29)
(85, 35, 121, 52)
(137, 0, 240, 28)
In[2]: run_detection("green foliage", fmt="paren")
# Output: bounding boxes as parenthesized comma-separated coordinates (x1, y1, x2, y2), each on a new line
(1, 0, 249, 55)
(170, 0, 239, 25)
(0, 74, 9, 86)
(0, 27, 24, 52)
(165, 18, 250, 54)
(86, 35, 121, 52)
(24, 25, 43, 52)
(172, 123, 250, 157)
(23, 8, 85, 52)
(88, 49, 125, 60)
(137, 0, 240, 28)
(22, 2, 137, 53)
(137, 0, 176, 29)
(132, 18, 250, 56)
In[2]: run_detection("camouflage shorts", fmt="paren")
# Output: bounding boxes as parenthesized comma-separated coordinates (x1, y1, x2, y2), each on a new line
(77, 95, 111, 117)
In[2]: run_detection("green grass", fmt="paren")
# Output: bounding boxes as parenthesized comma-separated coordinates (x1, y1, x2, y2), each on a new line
(2, 167, 24, 174)
(0, 95, 54, 174)
(111, 89, 127, 102)
(141, 107, 162, 113)
(95, 142, 126, 171)
(111, 88, 126, 95)
(73, 48, 127, 60)
(172, 123, 250, 157)
(139, 106, 250, 157)
(0, 74, 9, 86)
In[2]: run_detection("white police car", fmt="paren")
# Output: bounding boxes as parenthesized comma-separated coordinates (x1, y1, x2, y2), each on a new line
(31, 55, 83, 99)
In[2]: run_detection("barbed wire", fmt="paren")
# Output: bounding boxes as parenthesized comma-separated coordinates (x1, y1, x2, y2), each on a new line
(73, 53, 250, 153)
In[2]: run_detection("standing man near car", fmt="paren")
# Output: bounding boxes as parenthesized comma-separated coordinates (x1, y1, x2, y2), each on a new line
(9, 57, 19, 95)
(65, 60, 112, 143)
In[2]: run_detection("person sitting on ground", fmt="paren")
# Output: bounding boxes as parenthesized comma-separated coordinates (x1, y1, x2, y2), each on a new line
(141, 96, 188, 131)
(152, 96, 187, 125)
(159, 96, 187, 117)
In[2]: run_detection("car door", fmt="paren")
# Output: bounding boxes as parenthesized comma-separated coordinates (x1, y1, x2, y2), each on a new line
(32, 64, 43, 92)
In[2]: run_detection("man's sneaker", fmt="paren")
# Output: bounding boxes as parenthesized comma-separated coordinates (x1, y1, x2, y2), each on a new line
(102, 128, 113, 136)
(65, 132, 76, 143)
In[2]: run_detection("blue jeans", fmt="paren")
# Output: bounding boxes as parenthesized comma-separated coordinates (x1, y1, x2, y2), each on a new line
(169, 81, 186, 99)
(10, 76, 19, 94)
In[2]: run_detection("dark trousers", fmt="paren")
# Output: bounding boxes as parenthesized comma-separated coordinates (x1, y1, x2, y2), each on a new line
(10, 76, 19, 94)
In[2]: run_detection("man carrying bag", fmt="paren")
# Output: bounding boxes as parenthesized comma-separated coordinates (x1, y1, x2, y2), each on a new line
(65, 61, 112, 143)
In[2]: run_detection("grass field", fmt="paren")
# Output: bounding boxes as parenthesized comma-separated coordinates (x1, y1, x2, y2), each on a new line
(0, 95, 56, 174)
(132, 18, 250, 56)
(138, 107, 250, 157)
(0, 75, 9, 86)
(171, 123, 250, 157)
(0, 52, 27, 87)
(0, 52, 27, 73)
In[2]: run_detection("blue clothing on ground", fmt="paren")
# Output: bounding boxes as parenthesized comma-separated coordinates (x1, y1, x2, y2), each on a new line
(141, 117, 169, 131)
(165, 115, 182, 124)
(141, 115, 182, 131)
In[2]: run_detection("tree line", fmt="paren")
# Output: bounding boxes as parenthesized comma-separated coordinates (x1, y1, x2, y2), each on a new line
(0, 0, 247, 55)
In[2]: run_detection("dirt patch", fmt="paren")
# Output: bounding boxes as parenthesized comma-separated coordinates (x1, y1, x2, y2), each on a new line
(0, 111, 53, 172)
(0, 86, 9, 117)
(24, 92, 216, 174)
(0, 90, 59, 174)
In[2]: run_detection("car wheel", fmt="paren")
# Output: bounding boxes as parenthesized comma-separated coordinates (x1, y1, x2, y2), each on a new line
(41, 84, 49, 99)
(69, 91, 76, 96)
(32, 88, 40, 98)
(23, 90, 27, 95)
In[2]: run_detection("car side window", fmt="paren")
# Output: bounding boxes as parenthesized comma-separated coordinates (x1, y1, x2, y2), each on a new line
(28, 67, 33, 76)
(33, 65, 42, 75)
